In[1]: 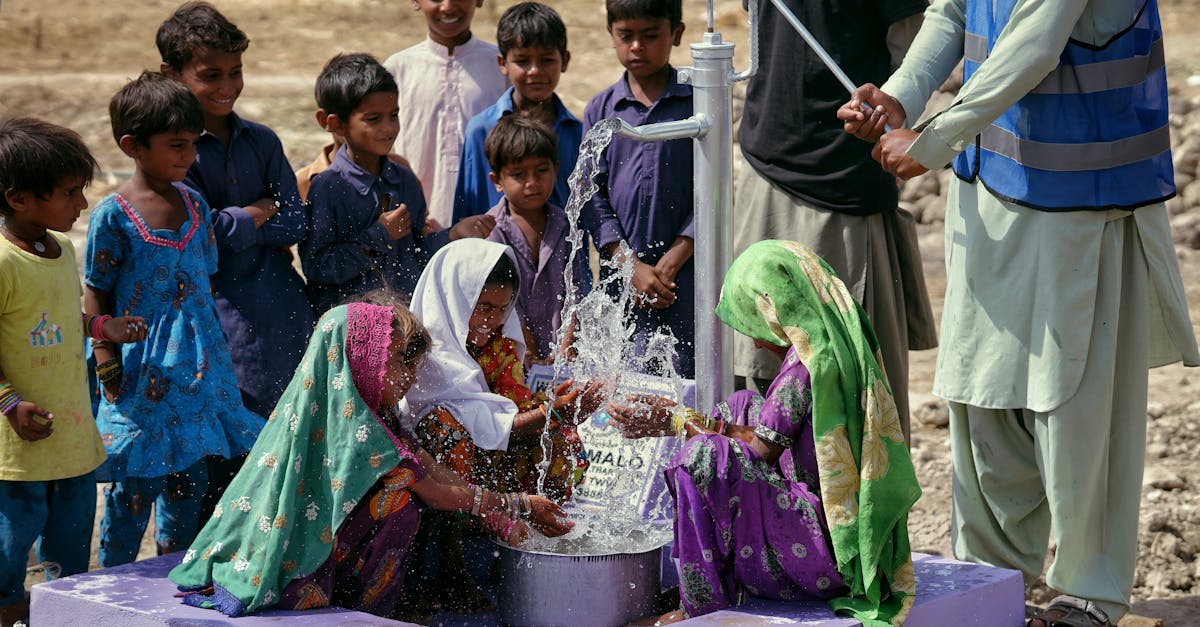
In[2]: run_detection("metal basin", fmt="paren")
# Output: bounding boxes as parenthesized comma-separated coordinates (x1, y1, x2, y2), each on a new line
(493, 540, 667, 627)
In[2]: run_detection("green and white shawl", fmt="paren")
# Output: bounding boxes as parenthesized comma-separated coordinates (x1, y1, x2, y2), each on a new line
(169, 304, 417, 616)
(715, 240, 922, 626)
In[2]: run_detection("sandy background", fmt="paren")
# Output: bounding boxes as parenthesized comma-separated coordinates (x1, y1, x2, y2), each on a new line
(2, 0, 1199, 624)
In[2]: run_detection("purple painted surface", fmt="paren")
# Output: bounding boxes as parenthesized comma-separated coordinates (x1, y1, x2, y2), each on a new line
(32, 550, 1021, 627)
(30, 552, 415, 626)
(675, 552, 1024, 627)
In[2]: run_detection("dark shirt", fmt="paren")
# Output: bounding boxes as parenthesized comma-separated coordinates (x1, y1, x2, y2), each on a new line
(738, 0, 927, 215)
(485, 198, 571, 361)
(583, 68, 695, 378)
(301, 146, 449, 313)
(186, 113, 315, 417)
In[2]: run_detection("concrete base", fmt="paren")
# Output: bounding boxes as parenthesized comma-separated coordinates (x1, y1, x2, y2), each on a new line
(676, 552, 1025, 627)
(30, 552, 415, 626)
(31, 551, 1022, 626)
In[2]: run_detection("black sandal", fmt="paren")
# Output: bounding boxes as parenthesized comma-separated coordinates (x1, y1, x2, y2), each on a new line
(1027, 595, 1113, 627)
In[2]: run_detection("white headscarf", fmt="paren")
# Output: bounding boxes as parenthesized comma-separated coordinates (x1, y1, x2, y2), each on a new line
(404, 240, 527, 451)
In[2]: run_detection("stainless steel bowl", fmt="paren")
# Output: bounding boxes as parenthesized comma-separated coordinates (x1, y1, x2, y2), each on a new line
(493, 541, 667, 627)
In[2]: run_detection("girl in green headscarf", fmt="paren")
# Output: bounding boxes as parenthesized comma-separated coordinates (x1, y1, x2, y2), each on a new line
(169, 301, 572, 618)
(611, 240, 921, 626)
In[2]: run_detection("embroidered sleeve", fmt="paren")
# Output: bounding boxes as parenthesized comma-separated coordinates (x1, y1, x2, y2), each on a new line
(753, 424, 794, 450)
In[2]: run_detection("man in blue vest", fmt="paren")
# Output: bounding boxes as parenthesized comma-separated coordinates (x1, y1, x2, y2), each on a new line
(839, 0, 1199, 624)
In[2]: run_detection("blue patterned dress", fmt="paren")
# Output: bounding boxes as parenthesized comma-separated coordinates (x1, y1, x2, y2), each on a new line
(84, 184, 263, 482)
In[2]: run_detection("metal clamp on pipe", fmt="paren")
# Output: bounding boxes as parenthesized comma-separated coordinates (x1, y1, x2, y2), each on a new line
(612, 115, 710, 142)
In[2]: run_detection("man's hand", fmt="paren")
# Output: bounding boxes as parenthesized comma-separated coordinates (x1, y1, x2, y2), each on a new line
(872, 129, 928, 180)
(6, 402, 53, 441)
(449, 214, 496, 240)
(838, 83, 907, 143)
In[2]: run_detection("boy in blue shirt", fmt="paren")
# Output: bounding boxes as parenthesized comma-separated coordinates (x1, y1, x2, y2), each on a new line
(301, 53, 491, 313)
(584, 0, 695, 378)
(452, 2, 582, 224)
(157, 0, 315, 521)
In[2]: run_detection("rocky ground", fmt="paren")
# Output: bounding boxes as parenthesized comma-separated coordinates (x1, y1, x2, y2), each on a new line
(2, 0, 1199, 624)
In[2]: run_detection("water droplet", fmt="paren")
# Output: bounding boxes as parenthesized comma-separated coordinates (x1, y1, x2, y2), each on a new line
(629, 582, 637, 589)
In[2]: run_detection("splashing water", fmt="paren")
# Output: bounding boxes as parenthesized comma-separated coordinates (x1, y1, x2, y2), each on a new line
(521, 118, 690, 554)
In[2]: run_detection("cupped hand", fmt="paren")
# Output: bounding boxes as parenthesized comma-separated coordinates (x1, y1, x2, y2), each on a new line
(551, 379, 606, 425)
(6, 401, 53, 441)
(606, 394, 677, 439)
(871, 130, 928, 180)
(104, 315, 148, 343)
(526, 495, 573, 537)
(838, 83, 907, 143)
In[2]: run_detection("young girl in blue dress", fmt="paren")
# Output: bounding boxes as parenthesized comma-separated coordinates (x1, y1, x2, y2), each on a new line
(83, 72, 263, 567)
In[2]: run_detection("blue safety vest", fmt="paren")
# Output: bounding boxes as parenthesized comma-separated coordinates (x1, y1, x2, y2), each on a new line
(951, 0, 1175, 211)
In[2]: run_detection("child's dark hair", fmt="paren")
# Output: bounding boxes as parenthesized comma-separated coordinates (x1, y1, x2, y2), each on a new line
(485, 252, 520, 291)
(110, 71, 205, 146)
(606, 0, 682, 28)
(497, 2, 568, 58)
(156, 1, 250, 72)
(484, 114, 558, 174)
(314, 53, 398, 121)
(0, 118, 96, 216)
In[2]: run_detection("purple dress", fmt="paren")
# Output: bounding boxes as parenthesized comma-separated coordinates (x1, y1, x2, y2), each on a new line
(666, 350, 844, 617)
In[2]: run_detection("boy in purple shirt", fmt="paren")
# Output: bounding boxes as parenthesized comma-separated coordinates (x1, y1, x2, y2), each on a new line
(483, 115, 573, 363)
(158, 1, 315, 518)
(301, 53, 491, 313)
(584, 0, 695, 378)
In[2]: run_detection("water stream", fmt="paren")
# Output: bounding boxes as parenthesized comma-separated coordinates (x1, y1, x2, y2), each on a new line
(521, 118, 684, 554)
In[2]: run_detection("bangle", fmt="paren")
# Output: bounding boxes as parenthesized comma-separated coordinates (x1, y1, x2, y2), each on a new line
(89, 314, 112, 341)
(715, 419, 726, 436)
(0, 381, 22, 417)
(96, 359, 122, 386)
(470, 485, 484, 517)
(519, 493, 532, 520)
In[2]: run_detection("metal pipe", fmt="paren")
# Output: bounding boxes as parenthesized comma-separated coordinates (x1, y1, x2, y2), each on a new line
(612, 116, 708, 143)
(764, 0, 890, 131)
(687, 32, 737, 413)
(730, 0, 759, 83)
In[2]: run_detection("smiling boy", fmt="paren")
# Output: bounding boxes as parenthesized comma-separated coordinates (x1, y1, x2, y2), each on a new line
(156, 0, 315, 521)
(301, 54, 488, 313)
(384, 0, 508, 230)
(452, 2, 582, 224)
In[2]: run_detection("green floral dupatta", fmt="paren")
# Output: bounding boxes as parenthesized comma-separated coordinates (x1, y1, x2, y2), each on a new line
(169, 304, 416, 616)
(715, 240, 922, 626)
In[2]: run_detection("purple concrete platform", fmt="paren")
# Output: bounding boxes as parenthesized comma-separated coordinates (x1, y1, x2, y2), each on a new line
(32, 550, 1021, 626)
(30, 552, 415, 626)
(675, 552, 1024, 627)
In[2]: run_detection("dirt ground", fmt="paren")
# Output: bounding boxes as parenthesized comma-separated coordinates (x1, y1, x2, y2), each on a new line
(3, 0, 1199, 624)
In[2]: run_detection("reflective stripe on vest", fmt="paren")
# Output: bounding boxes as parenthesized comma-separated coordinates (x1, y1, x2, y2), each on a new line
(951, 0, 1175, 211)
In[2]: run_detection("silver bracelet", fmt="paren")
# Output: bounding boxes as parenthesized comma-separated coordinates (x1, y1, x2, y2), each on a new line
(470, 485, 484, 517)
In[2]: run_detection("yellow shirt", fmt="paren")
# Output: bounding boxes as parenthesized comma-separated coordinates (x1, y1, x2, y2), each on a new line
(0, 232, 106, 480)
